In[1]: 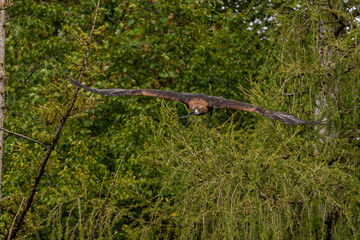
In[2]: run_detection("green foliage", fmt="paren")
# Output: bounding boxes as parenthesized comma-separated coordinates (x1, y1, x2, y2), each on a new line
(1, 0, 359, 239)
(128, 108, 360, 239)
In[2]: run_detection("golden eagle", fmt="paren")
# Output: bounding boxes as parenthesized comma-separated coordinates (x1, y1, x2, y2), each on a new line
(68, 78, 324, 125)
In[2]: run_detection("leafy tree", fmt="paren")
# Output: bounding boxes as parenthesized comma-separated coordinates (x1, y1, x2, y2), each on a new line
(0, 0, 359, 239)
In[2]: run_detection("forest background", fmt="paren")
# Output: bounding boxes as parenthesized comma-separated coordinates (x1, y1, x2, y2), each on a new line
(0, 0, 359, 239)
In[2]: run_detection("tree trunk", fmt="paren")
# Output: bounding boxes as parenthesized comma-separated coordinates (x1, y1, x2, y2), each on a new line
(315, 16, 339, 139)
(315, 23, 329, 136)
(0, 0, 7, 202)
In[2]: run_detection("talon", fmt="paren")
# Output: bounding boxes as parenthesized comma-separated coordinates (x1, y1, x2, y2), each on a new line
(174, 113, 192, 119)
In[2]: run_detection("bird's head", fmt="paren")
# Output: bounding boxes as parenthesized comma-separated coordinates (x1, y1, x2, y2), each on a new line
(192, 106, 208, 116)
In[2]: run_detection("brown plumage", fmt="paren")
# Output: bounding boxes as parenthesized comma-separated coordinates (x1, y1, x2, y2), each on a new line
(68, 78, 325, 125)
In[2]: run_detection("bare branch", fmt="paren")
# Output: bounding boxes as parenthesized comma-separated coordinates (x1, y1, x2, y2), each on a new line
(7, 197, 25, 240)
(79, 0, 101, 78)
(6, 0, 102, 238)
(14, 64, 42, 92)
(7, 89, 80, 240)
(2, 128, 48, 149)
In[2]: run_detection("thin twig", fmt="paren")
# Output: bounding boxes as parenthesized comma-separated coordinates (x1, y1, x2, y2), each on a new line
(14, 64, 42, 92)
(90, 140, 134, 240)
(7, 197, 25, 240)
(2, 128, 48, 148)
(80, 0, 101, 77)
(77, 197, 82, 237)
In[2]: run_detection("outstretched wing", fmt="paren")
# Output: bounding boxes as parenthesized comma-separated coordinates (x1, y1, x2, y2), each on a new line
(68, 78, 188, 103)
(210, 97, 325, 125)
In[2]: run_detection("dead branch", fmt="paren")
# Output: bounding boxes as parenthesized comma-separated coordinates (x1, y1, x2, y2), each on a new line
(2, 128, 48, 149)
(6, 0, 102, 238)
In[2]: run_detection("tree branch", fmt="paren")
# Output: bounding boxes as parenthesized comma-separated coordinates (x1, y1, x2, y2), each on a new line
(6, 0, 102, 238)
(7, 197, 25, 240)
(1, 128, 48, 149)
(7, 89, 80, 240)
(327, 0, 347, 36)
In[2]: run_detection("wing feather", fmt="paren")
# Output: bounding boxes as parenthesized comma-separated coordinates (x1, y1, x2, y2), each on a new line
(210, 97, 324, 125)
(68, 78, 187, 103)
(69, 78, 325, 125)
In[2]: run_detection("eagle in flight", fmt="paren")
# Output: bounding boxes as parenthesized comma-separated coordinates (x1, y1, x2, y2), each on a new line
(68, 78, 324, 125)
